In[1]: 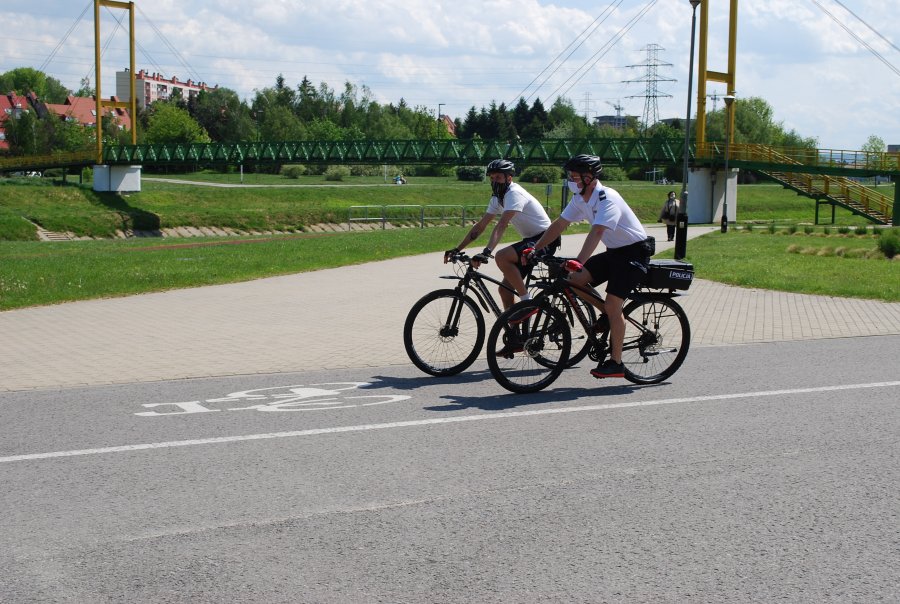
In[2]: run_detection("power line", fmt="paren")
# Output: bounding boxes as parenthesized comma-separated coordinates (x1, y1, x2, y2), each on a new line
(829, 0, 900, 56)
(39, 0, 92, 74)
(809, 0, 900, 79)
(510, 0, 624, 106)
(548, 0, 660, 102)
(136, 5, 204, 83)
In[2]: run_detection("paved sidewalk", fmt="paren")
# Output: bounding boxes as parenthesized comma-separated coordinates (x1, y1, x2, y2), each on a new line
(1, 224, 899, 392)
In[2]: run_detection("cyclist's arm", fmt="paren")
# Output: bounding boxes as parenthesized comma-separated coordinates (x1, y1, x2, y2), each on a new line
(576, 223, 607, 264)
(483, 209, 517, 253)
(453, 213, 494, 250)
(532, 216, 570, 253)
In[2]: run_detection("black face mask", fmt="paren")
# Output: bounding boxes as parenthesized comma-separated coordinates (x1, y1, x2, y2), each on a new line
(491, 179, 510, 202)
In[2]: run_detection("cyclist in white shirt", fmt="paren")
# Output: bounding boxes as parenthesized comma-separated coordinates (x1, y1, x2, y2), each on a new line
(445, 159, 560, 311)
(527, 154, 653, 379)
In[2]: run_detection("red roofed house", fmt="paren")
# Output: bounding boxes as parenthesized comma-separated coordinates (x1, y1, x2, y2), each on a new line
(0, 92, 34, 151)
(37, 95, 132, 131)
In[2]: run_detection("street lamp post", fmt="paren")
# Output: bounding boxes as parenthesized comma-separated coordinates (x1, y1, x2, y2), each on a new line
(255, 109, 264, 143)
(675, 0, 701, 260)
(721, 94, 735, 233)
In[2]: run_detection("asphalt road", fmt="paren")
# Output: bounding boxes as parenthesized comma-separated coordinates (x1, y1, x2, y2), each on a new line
(2, 335, 899, 603)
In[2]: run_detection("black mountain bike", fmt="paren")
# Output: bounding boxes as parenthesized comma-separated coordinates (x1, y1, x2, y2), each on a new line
(404, 251, 596, 377)
(486, 256, 694, 393)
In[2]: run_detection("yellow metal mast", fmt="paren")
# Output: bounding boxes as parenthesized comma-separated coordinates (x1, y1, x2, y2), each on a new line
(694, 0, 738, 154)
(94, 0, 137, 165)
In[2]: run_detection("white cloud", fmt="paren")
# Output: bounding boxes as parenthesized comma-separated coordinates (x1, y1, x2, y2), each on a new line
(2, 0, 899, 148)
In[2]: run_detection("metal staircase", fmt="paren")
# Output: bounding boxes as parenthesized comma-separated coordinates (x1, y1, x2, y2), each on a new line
(733, 144, 892, 224)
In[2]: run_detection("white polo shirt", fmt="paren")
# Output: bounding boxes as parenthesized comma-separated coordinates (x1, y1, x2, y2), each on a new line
(560, 183, 647, 249)
(486, 182, 552, 239)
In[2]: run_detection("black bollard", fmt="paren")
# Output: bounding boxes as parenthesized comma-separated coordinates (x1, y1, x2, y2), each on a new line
(674, 194, 688, 260)
(674, 212, 688, 259)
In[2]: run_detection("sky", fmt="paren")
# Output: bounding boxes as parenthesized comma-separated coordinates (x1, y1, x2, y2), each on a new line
(2, 0, 899, 150)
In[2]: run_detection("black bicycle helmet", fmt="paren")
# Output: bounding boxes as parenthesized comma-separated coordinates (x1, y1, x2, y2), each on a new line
(486, 159, 516, 175)
(563, 154, 603, 177)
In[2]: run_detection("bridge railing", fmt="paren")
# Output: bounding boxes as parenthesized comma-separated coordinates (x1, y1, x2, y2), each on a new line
(697, 142, 900, 174)
(0, 150, 94, 172)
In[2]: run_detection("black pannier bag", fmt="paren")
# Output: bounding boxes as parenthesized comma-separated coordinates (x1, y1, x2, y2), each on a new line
(642, 259, 694, 290)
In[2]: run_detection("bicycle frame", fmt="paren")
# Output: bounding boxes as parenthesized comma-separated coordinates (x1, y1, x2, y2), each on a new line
(438, 255, 538, 319)
(532, 264, 683, 360)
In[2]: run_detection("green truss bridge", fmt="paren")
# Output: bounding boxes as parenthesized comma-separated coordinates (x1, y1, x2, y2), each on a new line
(2, 137, 897, 224)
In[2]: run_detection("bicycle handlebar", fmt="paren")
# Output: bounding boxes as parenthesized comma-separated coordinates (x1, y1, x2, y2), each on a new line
(447, 251, 489, 266)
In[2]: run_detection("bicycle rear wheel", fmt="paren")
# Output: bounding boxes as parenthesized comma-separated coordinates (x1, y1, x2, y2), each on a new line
(621, 295, 690, 384)
(486, 300, 571, 393)
(404, 289, 485, 376)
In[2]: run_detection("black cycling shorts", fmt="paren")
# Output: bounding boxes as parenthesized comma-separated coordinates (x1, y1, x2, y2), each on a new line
(583, 238, 652, 299)
(510, 232, 561, 278)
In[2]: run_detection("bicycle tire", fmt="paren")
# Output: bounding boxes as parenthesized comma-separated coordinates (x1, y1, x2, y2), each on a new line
(404, 289, 485, 377)
(486, 300, 571, 394)
(545, 290, 596, 367)
(620, 295, 690, 384)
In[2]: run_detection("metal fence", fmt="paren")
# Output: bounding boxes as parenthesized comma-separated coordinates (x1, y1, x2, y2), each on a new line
(348, 205, 486, 229)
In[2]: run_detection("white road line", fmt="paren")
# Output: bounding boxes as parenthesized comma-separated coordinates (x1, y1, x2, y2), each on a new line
(2, 381, 898, 464)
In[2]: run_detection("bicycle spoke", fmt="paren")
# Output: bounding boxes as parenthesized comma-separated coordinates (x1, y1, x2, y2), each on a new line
(621, 296, 690, 384)
(487, 302, 570, 393)
(404, 290, 484, 377)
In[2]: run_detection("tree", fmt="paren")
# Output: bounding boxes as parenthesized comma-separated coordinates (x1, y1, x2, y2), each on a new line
(260, 105, 306, 141)
(546, 97, 592, 138)
(861, 134, 885, 154)
(0, 67, 69, 103)
(74, 77, 94, 98)
(2, 109, 41, 155)
(192, 87, 253, 143)
(144, 102, 210, 144)
(511, 98, 531, 137)
(704, 96, 815, 149)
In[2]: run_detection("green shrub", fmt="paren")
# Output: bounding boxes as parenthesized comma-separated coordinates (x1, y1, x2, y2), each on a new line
(876, 227, 900, 258)
(281, 165, 306, 179)
(456, 166, 484, 182)
(767, 223, 777, 234)
(602, 166, 628, 181)
(324, 165, 351, 181)
(787, 224, 798, 234)
(348, 164, 383, 177)
(81, 166, 93, 183)
(803, 225, 814, 234)
(519, 165, 562, 183)
(838, 225, 851, 234)
(823, 226, 831, 235)
(854, 225, 868, 236)
(413, 164, 454, 177)
(744, 223, 754, 233)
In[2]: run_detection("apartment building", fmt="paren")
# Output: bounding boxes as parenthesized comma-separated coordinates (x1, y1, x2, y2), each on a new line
(116, 68, 216, 110)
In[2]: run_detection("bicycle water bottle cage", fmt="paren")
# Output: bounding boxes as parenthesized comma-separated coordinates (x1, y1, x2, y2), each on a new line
(564, 259, 584, 273)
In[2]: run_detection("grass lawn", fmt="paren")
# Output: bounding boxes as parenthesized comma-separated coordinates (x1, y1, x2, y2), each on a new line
(665, 229, 900, 301)
(1, 174, 895, 309)
(0, 175, 879, 241)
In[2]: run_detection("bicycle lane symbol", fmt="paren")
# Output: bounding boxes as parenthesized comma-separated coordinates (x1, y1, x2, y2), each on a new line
(135, 382, 411, 417)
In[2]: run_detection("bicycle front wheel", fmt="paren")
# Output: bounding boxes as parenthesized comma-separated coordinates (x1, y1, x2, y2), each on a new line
(545, 291, 596, 367)
(404, 289, 485, 377)
(621, 295, 691, 384)
(486, 300, 571, 394)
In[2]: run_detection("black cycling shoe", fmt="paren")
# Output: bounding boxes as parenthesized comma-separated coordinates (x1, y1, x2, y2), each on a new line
(590, 359, 625, 379)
